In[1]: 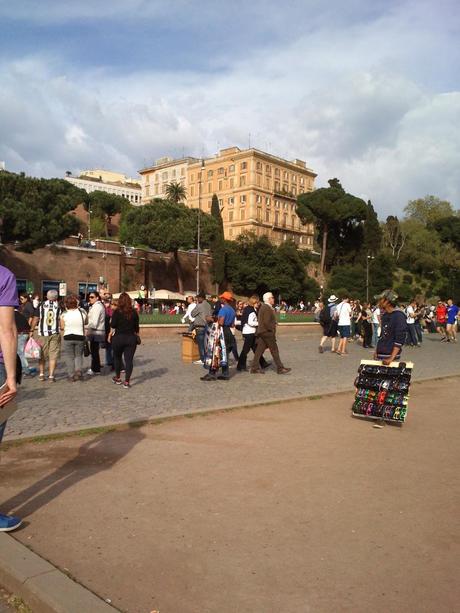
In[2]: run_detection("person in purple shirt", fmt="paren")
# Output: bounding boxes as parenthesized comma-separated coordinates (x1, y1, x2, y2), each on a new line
(446, 299, 459, 343)
(0, 264, 21, 532)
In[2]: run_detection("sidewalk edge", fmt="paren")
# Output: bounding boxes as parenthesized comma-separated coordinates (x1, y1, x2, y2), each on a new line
(0, 533, 118, 613)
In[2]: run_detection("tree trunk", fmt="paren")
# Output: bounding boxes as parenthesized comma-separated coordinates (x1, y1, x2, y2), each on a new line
(105, 215, 111, 238)
(320, 225, 328, 274)
(173, 249, 184, 294)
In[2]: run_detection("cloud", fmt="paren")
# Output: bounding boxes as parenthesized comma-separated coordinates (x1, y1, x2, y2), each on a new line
(0, 0, 459, 217)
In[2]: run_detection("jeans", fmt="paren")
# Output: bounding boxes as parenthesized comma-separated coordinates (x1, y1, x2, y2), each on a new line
(17, 333, 29, 373)
(105, 341, 113, 367)
(0, 363, 6, 443)
(372, 323, 380, 347)
(407, 323, 418, 346)
(62, 340, 84, 375)
(89, 338, 101, 373)
(414, 321, 423, 344)
(195, 327, 206, 362)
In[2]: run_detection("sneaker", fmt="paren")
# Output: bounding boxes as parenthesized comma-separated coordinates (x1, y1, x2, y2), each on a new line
(0, 513, 22, 532)
(112, 376, 122, 385)
(318, 346, 324, 353)
(122, 381, 130, 389)
(277, 367, 292, 374)
(217, 375, 230, 381)
(193, 360, 204, 365)
(48, 375, 56, 382)
(86, 369, 100, 375)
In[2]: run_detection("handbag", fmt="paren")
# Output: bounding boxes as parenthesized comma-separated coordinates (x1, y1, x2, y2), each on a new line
(79, 309, 91, 357)
(24, 337, 42, 360)
(136, 334, 141, 345)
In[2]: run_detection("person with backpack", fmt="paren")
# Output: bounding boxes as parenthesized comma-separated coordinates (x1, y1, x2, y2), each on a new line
(318, 295, 339, 353)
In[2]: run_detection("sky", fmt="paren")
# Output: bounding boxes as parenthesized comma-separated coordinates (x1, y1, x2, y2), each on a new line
(0, 0, 459, 217)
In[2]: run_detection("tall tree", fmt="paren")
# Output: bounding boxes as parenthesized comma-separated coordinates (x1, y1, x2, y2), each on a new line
(210, 194, 226, 289)
(363, 200, 382, 256)
(382, 215, 406, 260)
(87, 190, 127, 237)
(120, 199, 217, 293)
(296, 178, 367, 274)
(404, 195, 454, 225)
(0, 171, 86, 251)
(165, 181, 187, 204)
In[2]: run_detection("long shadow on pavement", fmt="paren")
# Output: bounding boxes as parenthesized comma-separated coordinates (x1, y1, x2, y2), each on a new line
(1, 427, 145, 520)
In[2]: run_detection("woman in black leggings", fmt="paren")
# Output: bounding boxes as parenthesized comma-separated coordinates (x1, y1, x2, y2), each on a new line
(109, 292, 140, 389)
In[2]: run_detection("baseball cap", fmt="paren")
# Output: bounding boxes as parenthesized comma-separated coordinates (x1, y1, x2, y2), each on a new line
(219, 291, 233, 301)
(374, 289, 398, 305)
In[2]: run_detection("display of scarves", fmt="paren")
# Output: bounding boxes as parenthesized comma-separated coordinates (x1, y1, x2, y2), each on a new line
(204, 323, 227, 370)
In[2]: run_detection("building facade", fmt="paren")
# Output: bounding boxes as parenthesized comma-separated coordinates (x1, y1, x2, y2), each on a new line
(186, 147, 316, 249)
(139, 147, 316, 249)
(138, 157, 199, 204)
(65, 169, 142, 205)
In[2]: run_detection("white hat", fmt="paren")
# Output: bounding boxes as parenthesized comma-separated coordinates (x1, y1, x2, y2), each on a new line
(328, 295, 338, 302)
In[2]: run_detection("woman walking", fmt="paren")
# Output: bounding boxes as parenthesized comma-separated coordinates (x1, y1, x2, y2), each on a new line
(60, 294, 87, 381)
(86, 291, 106, 375)
(109, 292, 140, 389)
(361, 302, 373, 348)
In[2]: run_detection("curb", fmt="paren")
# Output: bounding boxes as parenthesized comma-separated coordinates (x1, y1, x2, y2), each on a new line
(0, 534, 118, 612)
(4, 373, 460, 446)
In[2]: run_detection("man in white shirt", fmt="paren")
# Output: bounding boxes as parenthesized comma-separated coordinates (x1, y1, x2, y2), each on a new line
(336, 296, 352, 356)
(406, 299, 419, 346)
(371, 305, 381, 348)
(181, 296, 196, 331)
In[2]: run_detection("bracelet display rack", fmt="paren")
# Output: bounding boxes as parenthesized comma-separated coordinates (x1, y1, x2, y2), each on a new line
(352, 359, 413, 425)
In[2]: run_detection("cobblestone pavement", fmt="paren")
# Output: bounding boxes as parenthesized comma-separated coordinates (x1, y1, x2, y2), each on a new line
(4, 330, 460, 440)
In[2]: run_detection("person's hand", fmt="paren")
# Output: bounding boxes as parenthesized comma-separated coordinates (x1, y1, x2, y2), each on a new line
(0, 378, 17, 407)
(373, 352, 378, 360)
(382, 358, 392, 366)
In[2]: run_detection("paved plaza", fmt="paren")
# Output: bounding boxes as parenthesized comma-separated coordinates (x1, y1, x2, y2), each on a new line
(4, 329, 460, 440)
(1, 378, 459, 613)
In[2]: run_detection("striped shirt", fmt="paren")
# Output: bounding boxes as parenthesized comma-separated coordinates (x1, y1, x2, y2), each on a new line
(39, 300, 62, 336)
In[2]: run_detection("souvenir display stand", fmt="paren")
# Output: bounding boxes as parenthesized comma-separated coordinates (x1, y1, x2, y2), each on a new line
(352, 359, 413, 425)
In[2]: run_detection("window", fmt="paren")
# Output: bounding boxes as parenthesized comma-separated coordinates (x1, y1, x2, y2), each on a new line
(265, 165, 271, 174)
(266, 197, 271, 206)
(257, 207, 262, 221)
(145, 186, 150, 197)
(283, 171, 288, 180)
(219, 199, 223, 206)
(190, 173, 194, 182)
(274, 168, 280, 177)
(256, 195, 262, 203)
(190, 186, 194, 197)
(229, 164, 235, 173)
(265, 210, 270, 222)
(207, 170, 213, 178)
(154, 185, 159, 195)
(181, 167, 185, 176)
(292, 174, 297, 182)
(240, 176, 246, 187)
(291, 216, 296, 228)
(256, 161, 262, 171)
(218, 180, 223, 190)
(155, 174, 159, 182)
(283, 183, 289, 192)
(300, 177, 304, 185)
(283, 202, 288, 210)
(208, 182, 212, 193)
(240, 195, 246, 204)
(162, 172, 168, 181)
(41, 280, 60, 299)
(78, 282, 97, 296)
(228, 196, 234, 205)
(292, 187, 297, 196)
(275, 181, 280, 191)
(241, 161, 247, 171)
(218, 167, 225, 175)
(256, 175, 261, 186)
(240, 209, 245, 220)
(275, 211, 279, 225)
(229, 228, 234, 237)
(283, 214, 287, 227)
(172, 169, 176, 178)
(229, 211, 234, 222)
(16, 278, 27, 294)
(275, 200, 280, 208)
(229, 178, 234, 188)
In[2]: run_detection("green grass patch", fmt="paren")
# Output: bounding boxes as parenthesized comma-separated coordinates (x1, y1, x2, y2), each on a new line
(139, 312, 315, 325)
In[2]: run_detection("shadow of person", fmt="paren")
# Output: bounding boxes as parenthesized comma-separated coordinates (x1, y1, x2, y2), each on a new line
(1, 426, 145, 519)
(132, 367, 168, 385)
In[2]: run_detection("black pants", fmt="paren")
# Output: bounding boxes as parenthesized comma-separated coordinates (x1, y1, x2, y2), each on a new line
(90, 339, 101, 373)
(112, 334, 137, 381)
(237, 334, 269, 370)
(362, 321, 373, 348)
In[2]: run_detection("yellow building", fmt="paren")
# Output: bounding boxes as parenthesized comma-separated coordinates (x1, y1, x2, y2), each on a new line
(138, 156, 199, 204)
(187, 147, 316, 249)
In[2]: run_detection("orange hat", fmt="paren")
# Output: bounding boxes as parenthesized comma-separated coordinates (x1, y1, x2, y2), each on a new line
(219, 291, 233, 301)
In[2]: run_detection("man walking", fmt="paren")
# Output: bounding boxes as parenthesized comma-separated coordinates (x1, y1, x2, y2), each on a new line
(201, 291, 235, 381)
(318, 295, 339, 353)
(374, 290, 408, 364)
(38, 289, 62, 382)
(446, 299, 459, 342)
(0, 264, 21, 531)
(191, 292, 212, 364)
(251, 292, 291, 375)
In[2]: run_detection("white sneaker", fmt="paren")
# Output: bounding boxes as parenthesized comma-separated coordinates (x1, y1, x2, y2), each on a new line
(86, 369, 100, 376)
(193, 360, 204, 365)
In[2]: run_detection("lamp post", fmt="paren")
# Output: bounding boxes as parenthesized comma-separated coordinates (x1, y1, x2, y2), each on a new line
(196, 161, 205, 294)
(366, 254, 375, 303)
(88, 207, 93, 241)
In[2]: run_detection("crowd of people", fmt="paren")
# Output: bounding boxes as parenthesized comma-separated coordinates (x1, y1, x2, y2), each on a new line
(316, 295, 459, 357)
(15, 288, 140, 389)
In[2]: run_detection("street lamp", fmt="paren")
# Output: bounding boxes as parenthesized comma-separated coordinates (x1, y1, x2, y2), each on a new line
(196, 160, 205, 294)
(88, 208, 93, 241)
(366, 254, 375, 303)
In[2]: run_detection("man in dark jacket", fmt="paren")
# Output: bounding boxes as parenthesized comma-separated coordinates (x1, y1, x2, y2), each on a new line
(374, 289, 408, 365)
(251, 292, 291, 375)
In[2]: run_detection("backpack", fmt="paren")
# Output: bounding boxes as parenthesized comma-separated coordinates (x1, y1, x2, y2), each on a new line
(319, 305, 332, 325)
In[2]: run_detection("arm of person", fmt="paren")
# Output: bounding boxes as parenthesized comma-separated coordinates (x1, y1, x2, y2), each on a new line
(381, 345, 401, 366)
(0, 306, 17, 405)
(60, 315, 65, 332)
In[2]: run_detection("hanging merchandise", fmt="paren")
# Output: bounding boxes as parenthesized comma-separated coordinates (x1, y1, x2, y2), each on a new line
(352, 359, 413, 425)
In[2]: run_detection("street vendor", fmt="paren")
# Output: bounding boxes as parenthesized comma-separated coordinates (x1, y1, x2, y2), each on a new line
(373, 289, 408, 365)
